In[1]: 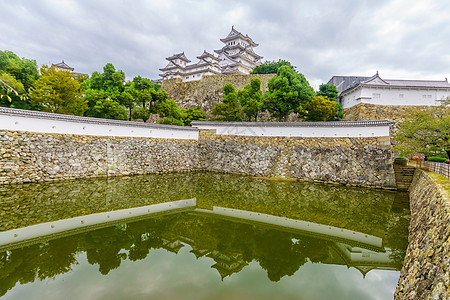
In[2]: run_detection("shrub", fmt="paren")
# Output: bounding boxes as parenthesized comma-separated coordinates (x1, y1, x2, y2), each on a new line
(395, 157, 408, 161)
(428, 157, 448, 163)
(394, 157, 408, 166)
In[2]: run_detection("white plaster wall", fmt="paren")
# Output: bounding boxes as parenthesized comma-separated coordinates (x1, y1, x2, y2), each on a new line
(193, 123, 390, 137)
(342, 88, 363, 109)
(343, 87, 450, 108)
(0, 114, 199, 140)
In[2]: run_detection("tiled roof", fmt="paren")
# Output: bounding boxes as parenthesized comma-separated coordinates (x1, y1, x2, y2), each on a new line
(191, 120, 393, 127)
(334, 73, 450, 95)
(166, 52, 191, 63)
(51, 60, 74, 71)
(381, 79, 450, 88)
(0, 107, 198, 131)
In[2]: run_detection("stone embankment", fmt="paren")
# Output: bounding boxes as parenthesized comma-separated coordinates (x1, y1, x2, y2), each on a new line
(0, 128, 396, 189)
(343, 103, 442, 122)
(395, 169, 450, 299)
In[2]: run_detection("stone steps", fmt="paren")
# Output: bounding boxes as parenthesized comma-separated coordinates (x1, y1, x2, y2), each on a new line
(394, 165, 416, 191)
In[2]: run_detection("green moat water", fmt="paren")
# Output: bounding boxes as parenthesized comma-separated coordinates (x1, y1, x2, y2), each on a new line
(0, 172, 410, 300)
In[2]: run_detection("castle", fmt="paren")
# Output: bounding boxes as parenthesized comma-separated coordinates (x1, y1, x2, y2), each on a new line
(159, 26, 263, 82)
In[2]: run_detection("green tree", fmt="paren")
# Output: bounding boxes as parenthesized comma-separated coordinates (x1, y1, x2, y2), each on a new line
(181, 107, 206, 126)
(211, 83, 242, 121)
(132, 76, 154, 107)
(298, 96, 340, 121)
(316, 84, 338, 102)
(131, 106, 150, 122)
(156, 98, 184, 125)
(82, 63, 129, 120)
(251, 59, 296, 74)
(0, 73, 25, 106)
(0, 50, 39, 109)
(117, 91, 134, 121)
(238, 78, 263, 121)
(263, 66, 314, 121)
(29, 65, 87, 115)
(89, 98, 128, 120)
(0, 50, 39, 92)
(395, 106, 450, 159)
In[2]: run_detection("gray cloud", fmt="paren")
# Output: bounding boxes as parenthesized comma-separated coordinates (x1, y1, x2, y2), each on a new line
(1, 0, 449, 87)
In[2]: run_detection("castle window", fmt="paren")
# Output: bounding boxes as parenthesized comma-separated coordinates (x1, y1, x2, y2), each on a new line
(399, 94, 404, 98)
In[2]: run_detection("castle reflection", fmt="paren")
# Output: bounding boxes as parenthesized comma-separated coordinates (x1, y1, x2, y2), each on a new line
(0, 172, 409, 296)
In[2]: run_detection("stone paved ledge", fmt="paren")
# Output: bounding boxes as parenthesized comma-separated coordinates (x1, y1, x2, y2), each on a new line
(395, 169, 450, 299)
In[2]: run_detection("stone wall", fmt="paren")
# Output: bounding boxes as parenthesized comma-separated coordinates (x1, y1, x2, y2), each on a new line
(395, 169, 450, 299)
(161, 74, 275, 113)
(343, 103, 439, 122)
(197, 129, 395, 189)
(0, 128, 396, 189)
(0, 130, 199, 184)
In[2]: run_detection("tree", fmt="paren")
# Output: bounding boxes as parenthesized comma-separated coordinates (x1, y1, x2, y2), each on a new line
(0, 50, 39, 91)
(395, 106, 450, 159)
(0, 73, 25, 107)
(298, 96, 341, 122)
(29, 65, 87, 115)
(117, 91, 134, 121)
(211, 83, 242, 121)
(181, 107, 206, 126)
(0, 50, 39, 109)
(238, 78, 263, 121)
(89, 98, 128, 120)
(156, 98, 184, 125)
(263, 66, 314, 121)
(82, 63, 129, 120)
(251, 59, 296, 74)
(316, 84, 338, 102)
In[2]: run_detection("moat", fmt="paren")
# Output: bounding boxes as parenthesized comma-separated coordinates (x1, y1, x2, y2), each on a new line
(0, 172, 410, 299)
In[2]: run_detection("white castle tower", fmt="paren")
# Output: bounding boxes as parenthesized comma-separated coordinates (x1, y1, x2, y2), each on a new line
(159, 26, 263, 82)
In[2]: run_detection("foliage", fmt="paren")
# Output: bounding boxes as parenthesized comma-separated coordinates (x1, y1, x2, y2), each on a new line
(394, 157, 408, 161)
(428, 157, 448, 163)
(298, 96, 341, 122)
(316, 84, 338, 102)
(158, 116, 184, 126)
(156, 98, 184, 125)
(131, 106, 150, 122)
(117, 91, 134, 120)
(82, 63, 145, 120)
(251, 59, 296, 74)
(0, 50, 39, 91)
(238, 78, 263, 121)
(0, 50, 39, 109)
(82, 63, 125, 100)
(181, 107, 206, 126)
(29, 65, 87, 115)
(0, 73, 25, 106)
(395, 107, 450, 159)
(211, 83, 242, 121)
(263, 66, 314, 121)
(88, 98, 128, 120)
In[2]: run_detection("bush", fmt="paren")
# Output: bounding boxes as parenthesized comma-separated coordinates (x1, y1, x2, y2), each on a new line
(394, 157, 408, 166)
(428, 156, 448, 163)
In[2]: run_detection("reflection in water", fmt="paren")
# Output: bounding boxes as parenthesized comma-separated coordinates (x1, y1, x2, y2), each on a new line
(0, 172, 410, 298)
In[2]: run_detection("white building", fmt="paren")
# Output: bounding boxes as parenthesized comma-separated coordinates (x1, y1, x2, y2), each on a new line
(328, 72, 450, 109)
(159, 26, 263, 82)
(51, 61, 87, 78)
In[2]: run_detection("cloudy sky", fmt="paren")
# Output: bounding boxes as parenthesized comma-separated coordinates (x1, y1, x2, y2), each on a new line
(1, 0, 450, 89)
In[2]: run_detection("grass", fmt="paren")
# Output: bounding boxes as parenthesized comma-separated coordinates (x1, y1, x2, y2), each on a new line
(427, 171, 450, 198)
